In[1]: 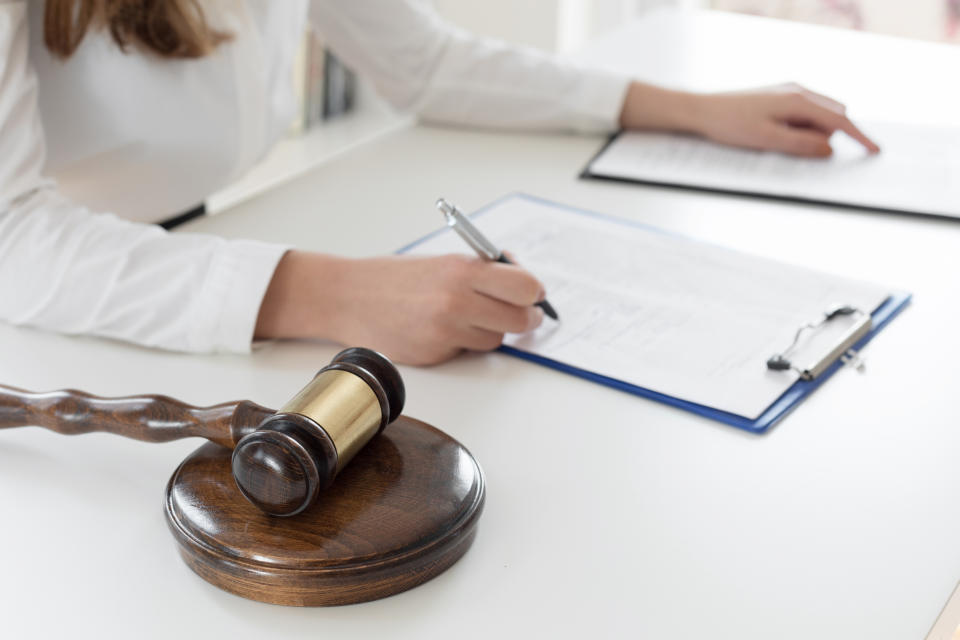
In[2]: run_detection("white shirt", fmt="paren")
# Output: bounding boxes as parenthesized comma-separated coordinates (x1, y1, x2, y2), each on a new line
(0, 0, 630, 353)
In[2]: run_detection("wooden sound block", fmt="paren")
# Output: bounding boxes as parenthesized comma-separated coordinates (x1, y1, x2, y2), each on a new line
(164, 416, 485, 606)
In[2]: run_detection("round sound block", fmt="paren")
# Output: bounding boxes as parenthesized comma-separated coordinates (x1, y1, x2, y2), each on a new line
(164, 416, 485, 606)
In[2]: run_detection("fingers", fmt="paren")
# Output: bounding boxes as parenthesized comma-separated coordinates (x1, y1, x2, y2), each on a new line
(800, 104, 879, 153)
(761, 123, 833, 157)
(431, 296, 540, 356)
(779, 90, 880, 154)
(459, 327, 505, 352)
(456, 298, 543, 353)
(435, 305, 533, 356)
(466, 293, 545, 334)
(470, 260, 545, 307)
(834, 116, 881, 153)
(421, 256, 546, 355)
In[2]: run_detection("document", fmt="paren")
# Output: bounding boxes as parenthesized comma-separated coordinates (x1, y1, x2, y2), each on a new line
(406, 196, 891, 419)
(584, 121, 960, 219)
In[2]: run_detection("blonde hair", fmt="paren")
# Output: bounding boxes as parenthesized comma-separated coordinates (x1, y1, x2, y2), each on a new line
(44, 0, 230, 59)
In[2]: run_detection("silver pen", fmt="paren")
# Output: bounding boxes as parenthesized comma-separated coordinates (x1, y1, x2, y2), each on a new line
(436, 198, 558, 321)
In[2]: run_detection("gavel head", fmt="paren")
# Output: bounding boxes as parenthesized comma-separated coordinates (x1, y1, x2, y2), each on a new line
(231, 348, 405, 517)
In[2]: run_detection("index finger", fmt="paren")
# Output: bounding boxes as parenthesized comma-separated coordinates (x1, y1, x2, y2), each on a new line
(836, 116, 881, 154)
(791, 98, 881, 154)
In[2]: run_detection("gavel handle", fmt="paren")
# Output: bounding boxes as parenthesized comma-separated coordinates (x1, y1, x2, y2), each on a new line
(0, 384, 275, 449)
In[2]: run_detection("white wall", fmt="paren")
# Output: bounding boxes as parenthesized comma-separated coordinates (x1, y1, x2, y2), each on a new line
(558, 0, 704, 52)
(430, 0, 563, 51)
(430, 0, 701, 53)
(430, 1, 953, 53)
(710, 0, 957, 43)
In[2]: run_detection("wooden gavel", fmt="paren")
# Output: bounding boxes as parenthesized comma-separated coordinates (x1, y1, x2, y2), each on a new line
(0, 347, 405, 517)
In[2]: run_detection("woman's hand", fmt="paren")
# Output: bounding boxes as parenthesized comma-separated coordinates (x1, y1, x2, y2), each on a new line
(692, 83, 880, 156)
(619, 81, 879, 157)
(255, 251, 546, 366)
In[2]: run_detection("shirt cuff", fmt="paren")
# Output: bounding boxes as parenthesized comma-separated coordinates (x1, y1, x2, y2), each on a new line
(569, 69, 633, 134)
(194, 238, 290, 354)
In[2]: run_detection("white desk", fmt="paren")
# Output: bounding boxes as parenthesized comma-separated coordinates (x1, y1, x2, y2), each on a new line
(3, 10, 959, 640)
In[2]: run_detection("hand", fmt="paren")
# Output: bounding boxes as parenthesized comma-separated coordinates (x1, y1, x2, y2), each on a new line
(255, 251, 546, 366)
(693, 83, 879, 157)
(619, 81, 879, 157)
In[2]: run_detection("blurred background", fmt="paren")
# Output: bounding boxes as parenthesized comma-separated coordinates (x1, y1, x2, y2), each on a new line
(432, 0, 960, 52)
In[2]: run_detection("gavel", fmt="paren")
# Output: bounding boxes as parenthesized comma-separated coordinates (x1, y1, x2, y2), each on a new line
(0, 347, 404, 517)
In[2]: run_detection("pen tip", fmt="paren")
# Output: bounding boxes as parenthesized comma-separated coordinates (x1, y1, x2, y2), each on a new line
(537, 300, 559, 321)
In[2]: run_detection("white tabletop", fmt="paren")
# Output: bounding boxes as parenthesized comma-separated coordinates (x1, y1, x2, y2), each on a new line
(3, 9, 959, 640)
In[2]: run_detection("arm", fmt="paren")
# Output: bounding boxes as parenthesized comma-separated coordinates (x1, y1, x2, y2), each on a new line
(254, 252, 545, 367)
(0, 2, 285, 354)
(308, 0, 631, 134)
(310, 0, 877, 155)
(0, 2, 540, 364)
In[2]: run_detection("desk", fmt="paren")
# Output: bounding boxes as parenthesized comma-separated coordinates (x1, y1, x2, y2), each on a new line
(3, 9, 959, 640)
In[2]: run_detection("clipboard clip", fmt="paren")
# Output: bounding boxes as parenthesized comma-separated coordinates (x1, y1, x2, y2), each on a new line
(767, 305, 872, 381)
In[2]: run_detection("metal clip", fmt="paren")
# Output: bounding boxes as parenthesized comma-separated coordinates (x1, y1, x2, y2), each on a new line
(839, 348, 866, 373)
(767, 305, 872, 381)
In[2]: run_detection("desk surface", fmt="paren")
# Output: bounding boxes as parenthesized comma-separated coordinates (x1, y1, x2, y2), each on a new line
(3, 9, 959, 640)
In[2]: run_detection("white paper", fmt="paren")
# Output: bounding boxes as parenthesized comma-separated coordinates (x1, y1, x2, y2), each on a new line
(587, 122, 960, 219)
(406, 196, 891, 419)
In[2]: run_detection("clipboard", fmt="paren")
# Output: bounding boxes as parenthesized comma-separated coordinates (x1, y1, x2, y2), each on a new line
(400, 194, 912, 434)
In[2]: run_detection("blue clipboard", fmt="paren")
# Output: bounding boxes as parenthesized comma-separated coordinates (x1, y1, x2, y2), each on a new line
(400, 193, 912, 435)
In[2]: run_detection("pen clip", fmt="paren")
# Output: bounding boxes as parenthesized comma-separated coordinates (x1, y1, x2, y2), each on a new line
(436, 198, 501, 260)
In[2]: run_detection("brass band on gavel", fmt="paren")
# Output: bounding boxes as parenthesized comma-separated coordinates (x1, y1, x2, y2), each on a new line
(279, 368, 385, 473)
(231, 348, 404, 517)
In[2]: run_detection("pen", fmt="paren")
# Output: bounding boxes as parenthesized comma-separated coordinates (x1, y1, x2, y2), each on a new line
(436, 198, 559, 321)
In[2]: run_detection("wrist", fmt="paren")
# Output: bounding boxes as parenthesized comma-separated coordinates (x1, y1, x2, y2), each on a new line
(619, 81, 706, 135)
(255, 250, 350, 340)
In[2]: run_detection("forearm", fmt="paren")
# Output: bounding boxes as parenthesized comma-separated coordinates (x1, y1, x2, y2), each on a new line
(405, 35, 631, 133)
(617, 81, 705, 134)
(255, 251, 345, 341)
(0, 188, 285, 353)
(311, 0, 631, 134)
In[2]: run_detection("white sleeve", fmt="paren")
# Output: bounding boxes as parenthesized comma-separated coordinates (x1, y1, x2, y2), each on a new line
(0, 2, 287, 354)
(309, 0, 631, 134)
